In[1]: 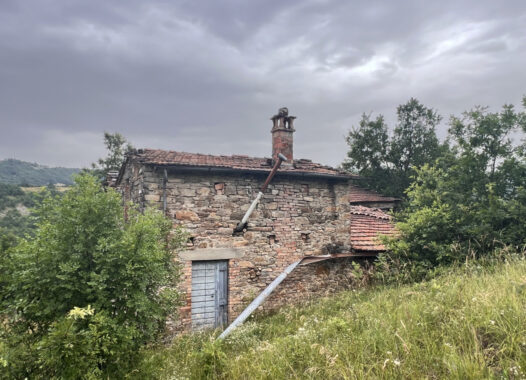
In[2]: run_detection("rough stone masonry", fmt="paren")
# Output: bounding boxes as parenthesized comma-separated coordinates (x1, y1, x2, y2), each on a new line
(115, 108, 397, 331)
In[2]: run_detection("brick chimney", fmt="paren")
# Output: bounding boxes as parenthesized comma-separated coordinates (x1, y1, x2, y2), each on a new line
(271, 107, 296, 163)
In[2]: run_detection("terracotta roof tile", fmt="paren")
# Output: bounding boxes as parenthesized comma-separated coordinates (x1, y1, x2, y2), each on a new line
(348, 186, 400, 203)
(350, 206, 397, 251)
(129, 149, 357, 178)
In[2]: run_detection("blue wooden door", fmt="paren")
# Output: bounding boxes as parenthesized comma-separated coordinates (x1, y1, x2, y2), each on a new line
(191, 260, 228, 329)
(215, 261, 228, 327)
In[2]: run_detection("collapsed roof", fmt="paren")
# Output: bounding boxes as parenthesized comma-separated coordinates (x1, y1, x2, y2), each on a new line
(120, 148, 359, 179)
(348, 186, 400, 204)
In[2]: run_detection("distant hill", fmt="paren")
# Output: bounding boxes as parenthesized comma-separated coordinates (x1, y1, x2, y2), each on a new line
(0, 159, 80, 186)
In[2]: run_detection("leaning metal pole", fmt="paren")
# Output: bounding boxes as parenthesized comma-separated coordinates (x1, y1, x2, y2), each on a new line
(233, 153, 287, 233)
(217, 259, 302, 340)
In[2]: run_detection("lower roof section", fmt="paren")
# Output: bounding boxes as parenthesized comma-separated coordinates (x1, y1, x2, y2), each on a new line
(350, 206, 397, 251)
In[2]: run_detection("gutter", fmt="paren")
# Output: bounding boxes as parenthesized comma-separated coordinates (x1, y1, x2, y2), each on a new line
(217, 259, 302, 340)
(217, 252, 372, 340)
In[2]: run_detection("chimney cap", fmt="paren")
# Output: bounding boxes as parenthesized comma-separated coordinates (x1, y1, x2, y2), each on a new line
(271, 107, 296, 120)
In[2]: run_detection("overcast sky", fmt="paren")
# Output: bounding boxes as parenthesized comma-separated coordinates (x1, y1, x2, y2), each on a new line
(1, 0, 525, 168)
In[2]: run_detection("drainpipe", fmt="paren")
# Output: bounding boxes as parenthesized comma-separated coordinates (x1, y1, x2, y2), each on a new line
(217, 254, 359, 340)
(233, 153, 287, 233)
(218, 258, 302, 340)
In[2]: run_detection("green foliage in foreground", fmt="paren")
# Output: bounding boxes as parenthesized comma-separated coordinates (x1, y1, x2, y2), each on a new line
(138, 254, 526, 379)
(0, 158, 79, 186)
(0, 174, 187, 379)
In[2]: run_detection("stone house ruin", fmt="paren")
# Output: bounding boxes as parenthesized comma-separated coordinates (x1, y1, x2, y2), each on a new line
(114, 108, 397, 330)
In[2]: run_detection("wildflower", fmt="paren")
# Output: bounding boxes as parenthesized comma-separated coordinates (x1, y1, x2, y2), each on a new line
(67, 305, 94, 320)
(444, 342, 453, 348)
(393, 359, 401, 366)
(490, 320, 496, 325)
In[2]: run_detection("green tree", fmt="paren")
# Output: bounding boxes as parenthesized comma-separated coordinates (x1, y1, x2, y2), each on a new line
(342, 113, 394, 193)
(343, 98, 443, 198)
(0, 174, 186, 378)
(390, 98, 442, 192)
(388, 99, 526, 269)
(344, 113, 389, 172)
(90, 132, 133, 180)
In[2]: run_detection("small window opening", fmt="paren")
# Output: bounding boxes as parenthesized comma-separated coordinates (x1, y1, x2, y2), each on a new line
(301, 233, 311, 243)
(214, 182, 225, 195)
(187, 237, 195, 247)
(268, 234, 278, 245)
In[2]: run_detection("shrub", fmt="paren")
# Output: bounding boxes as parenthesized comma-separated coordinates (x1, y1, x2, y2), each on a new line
(0, 174, 187, 379)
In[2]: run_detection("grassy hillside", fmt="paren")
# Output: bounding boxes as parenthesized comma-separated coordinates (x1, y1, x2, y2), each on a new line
(0, 183, 61, 237)
(0, 183, 38, 236)
(141, 256, 526, 379)
(0, 159, 79, 186)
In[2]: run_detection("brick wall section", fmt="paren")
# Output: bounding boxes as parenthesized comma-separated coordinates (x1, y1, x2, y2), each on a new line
(264, 257, 369, 311)
(271, 129, 294, 161)
(119, 161, 367, 330)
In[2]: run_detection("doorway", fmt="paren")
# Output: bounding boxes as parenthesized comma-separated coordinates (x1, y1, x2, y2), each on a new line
(191, 260, 228, 329)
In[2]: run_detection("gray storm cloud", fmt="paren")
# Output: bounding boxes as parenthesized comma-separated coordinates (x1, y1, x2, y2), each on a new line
(0, 0, 525, 167)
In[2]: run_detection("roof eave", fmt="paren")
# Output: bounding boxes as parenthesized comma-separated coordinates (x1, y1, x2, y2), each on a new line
(139, 162, 359, 180)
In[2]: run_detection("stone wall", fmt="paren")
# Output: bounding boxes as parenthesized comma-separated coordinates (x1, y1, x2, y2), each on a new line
(119, 161, 362, 330)
(264, 257, 371, 312)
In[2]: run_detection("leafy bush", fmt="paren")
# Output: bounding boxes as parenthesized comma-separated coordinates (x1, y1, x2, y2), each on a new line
(0, 174, 187, 379)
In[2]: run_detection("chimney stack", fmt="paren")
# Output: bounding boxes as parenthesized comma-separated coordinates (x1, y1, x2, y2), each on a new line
(271, 107, 296, 163)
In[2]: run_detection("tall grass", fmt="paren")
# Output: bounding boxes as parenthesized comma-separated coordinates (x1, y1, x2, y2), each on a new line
(137, 255, 526, 379)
